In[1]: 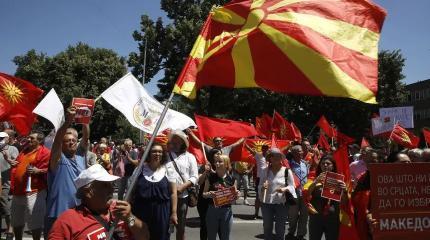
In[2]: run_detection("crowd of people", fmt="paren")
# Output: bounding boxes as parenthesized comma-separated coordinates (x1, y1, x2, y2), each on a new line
(0, 105, 430, 240)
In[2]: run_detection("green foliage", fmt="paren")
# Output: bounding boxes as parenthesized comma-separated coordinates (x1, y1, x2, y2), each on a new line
(129, 2, 407, 142)
(13, 43, 128, 140)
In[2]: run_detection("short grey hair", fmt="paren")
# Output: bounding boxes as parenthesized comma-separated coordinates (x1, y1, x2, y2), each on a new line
(291, 145, 303, 152)
(408, 148, 423, 161)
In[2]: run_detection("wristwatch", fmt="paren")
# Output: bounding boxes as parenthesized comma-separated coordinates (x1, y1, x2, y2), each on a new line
(126, 215, 136, 228)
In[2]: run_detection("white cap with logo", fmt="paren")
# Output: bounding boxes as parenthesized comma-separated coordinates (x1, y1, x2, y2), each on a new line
(74, 164, 119, 189)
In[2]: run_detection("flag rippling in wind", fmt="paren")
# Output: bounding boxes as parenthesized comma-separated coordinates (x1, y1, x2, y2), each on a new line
(101, 73, 196, 134)
(173, 0, 386, 103)
(0, 72, 44, 135)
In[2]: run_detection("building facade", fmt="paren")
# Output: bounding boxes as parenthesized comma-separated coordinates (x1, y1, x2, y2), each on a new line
(405, 79, 430, 131)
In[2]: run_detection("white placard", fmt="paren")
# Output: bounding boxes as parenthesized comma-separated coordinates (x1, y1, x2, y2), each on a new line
(379, 107, 414, 129)
(371, 116, 395, 136)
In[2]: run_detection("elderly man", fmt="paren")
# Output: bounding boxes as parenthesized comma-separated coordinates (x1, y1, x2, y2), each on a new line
(0, 131, 19, 239)
(166, 130, 198, 240)
(10, 131, 50, 240)
(286, 145, 309, 240)
(45, 105, 89, 235)
(49, 164, 149, 239)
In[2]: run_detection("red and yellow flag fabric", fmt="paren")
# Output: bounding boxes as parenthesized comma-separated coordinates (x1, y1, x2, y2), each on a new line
(333, 144, 360, 240)
(195, 114, 258, 142)
(317, 134, 330, 151)
(390, 124, 419, 149)
(0, 72, 44, 135)
(173, 0, 386, 103)
(230, 138, 290, 163)
(290, 122, 302, 142)
(255, 113, 272, 138)
(272, 111, 291, 140)
(317, 115, 337, 138)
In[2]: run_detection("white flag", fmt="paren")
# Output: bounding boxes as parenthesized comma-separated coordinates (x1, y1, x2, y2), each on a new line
(101, 73, 196, 134)
(32, 89, 64, 131)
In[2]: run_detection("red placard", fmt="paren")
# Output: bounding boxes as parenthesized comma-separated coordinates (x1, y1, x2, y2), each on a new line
(369, 163, 430, 240)
(321, 171, 344, 202)
(72, 98, 95, 124)
(213, 186, 236, 208)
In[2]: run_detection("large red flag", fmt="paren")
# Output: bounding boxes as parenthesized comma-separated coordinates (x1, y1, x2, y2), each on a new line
(194, 114, 258, 143)
(0, 73, 44, 135)
(390, 124, 419, 149)
(173, 0, 386, 104)
(333, 145, 360, 240)
(317, 134, 330, 151)
(290, 122, 302, 142)
(422, 128, 430, 146)
(317, 115, 337, 138)
(187, 129, 206, 165)
(272, 111, 292, 140)
(337, 131, 355, 146)
(255, 113, 272, 138)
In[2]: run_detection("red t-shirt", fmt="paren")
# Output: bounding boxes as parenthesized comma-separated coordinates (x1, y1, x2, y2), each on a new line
(10, 145, 50, 195)
(49, 206, 133, 240)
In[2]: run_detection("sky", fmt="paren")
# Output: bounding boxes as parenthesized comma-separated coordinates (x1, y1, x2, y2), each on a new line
(1, 0, 429, 96)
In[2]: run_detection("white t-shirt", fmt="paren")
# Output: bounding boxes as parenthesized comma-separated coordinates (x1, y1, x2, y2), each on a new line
(258, 166, 296, 204)
(165, 151, 198, 198)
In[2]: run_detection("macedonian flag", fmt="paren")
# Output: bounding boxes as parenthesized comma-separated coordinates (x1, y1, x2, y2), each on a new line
(173, 0, 386, 103)
(0, 72, 44, 135)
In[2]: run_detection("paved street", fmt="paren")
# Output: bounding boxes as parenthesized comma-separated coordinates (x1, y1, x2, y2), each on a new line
(185, 197, 267, 240)
(3, 188, 317, 240)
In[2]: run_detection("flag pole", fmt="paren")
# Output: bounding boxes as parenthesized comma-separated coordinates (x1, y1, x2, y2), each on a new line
(107, 91, 175, 240)
(271, 109, 276, 133)
(387, 119, 399, 154)
(306, 123, 317, 139)
(139, 37, 148, 144)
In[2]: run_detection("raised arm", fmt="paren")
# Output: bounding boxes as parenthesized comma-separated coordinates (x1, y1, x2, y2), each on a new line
(50, 106, 76, 171)
(229, 138, 245, 150)
(80, 124, 90, 151)
(186, 128, 204, 146)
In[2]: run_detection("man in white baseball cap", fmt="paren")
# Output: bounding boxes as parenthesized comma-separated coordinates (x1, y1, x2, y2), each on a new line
(49, 164, 149, 240)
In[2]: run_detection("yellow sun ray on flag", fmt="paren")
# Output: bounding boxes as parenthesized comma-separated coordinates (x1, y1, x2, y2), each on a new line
(173, 0, 386, 103)
(1, 79, 24, 105)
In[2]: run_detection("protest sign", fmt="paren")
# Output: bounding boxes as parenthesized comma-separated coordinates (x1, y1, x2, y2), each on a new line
(370, 163, 430, 240)
(380, 106, 414, 128)
(371, 116, 395, 136)
(213, 186, 237, 208)
(72, 98, 95, 124)
(321, 172, 344, 202)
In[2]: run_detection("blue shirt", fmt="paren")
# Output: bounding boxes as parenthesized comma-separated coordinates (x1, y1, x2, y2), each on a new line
(47, 153, 86, 218)
(289, 159, 308, 195)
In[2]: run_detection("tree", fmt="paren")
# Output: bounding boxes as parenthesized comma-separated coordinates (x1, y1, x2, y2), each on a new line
(129, 1, 407, 141)
(13, 43, 130, 141)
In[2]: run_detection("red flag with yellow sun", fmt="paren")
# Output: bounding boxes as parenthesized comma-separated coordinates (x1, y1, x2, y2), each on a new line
(173, 0, 386, 103)
(0, 72, 44, 135)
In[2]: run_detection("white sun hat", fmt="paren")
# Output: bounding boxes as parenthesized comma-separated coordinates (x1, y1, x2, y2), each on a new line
(74, 164, 119, 189)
